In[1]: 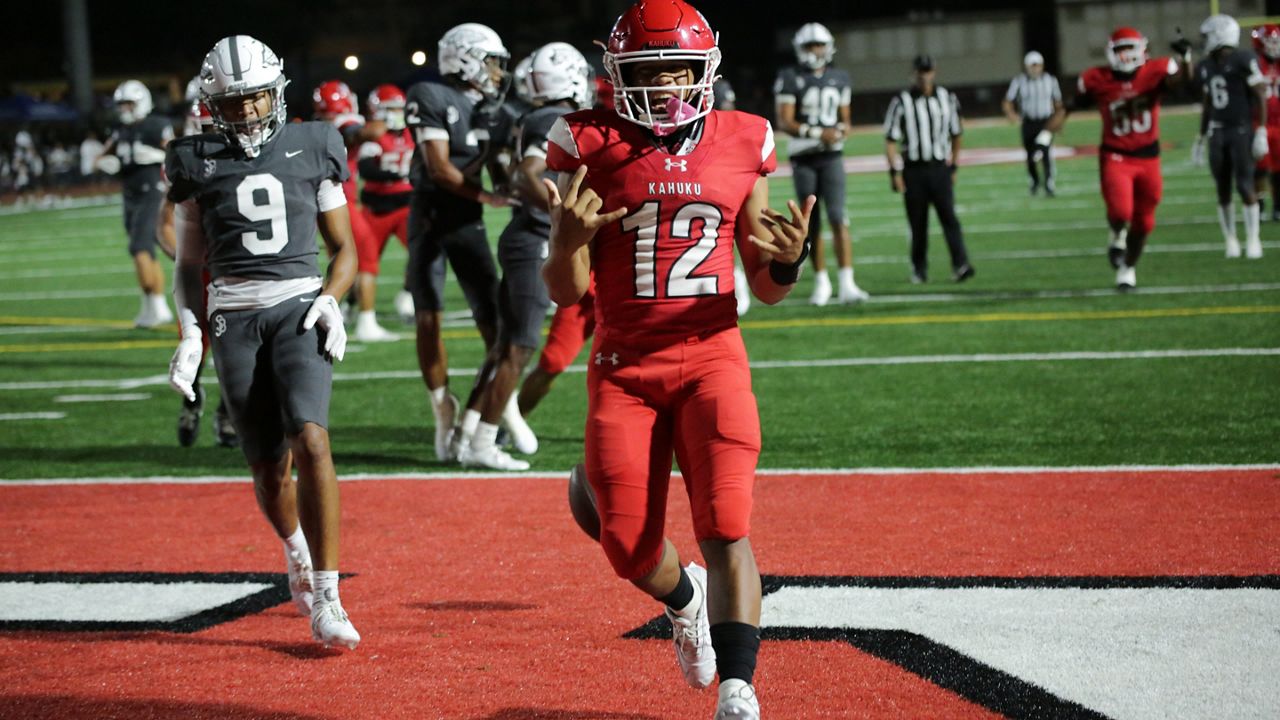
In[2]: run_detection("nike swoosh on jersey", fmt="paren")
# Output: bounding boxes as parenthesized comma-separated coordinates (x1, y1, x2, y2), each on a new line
(285, 150, 303, 158)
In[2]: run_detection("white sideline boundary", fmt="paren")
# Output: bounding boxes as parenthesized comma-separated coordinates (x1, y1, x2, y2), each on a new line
(3, 464, 1278, 486)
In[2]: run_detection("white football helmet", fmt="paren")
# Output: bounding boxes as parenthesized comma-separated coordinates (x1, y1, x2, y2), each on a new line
(1201, 14, 1241, 53)
(198, 35, 288, 158)
(525, 43, 593, 108)
(794, 23, 835, 70)
(512, 55, 534, 103)
(113, 80, 152, 124)
(438, 23, 510, 98)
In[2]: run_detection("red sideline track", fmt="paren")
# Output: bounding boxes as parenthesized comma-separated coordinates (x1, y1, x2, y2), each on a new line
(1, 468, 1276, 719)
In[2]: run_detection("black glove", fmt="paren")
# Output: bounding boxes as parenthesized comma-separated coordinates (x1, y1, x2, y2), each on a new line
(1170, 37, 1193, 56)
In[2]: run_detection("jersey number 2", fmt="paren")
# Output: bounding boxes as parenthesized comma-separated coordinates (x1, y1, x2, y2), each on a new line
(622, 201, 723, 298)
(236, 174, 289, 255)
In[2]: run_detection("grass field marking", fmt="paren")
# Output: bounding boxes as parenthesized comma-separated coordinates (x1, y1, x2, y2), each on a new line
(0, 412, 67, 422)
(778, 282, 1280, 307)
(0, 315, 138, 329)
(856, 214, 1230, 238)
(0, 339, 176, 354)
(53, 393, 150, 403)
(739, 305, 1280, 331)
(0, 326, 103, 337)
(4, 464, 1277, 486)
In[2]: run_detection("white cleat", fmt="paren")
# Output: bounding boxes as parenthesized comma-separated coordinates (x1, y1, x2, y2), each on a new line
(285, 549, 314, 616)
(460, 443, 531, 471)
(434, 394, 459, 462)
(1225, 237, 1242, 259)
(808, 276, 832, 307)
(1115, 263, 1137, 292)
(666, 562, 716, 690)
(311, 600, 360, 650)
(501, 394, 538, 455)
(837, 283, 870, 304)
(394, 290, 415, 324)
(353, 318, 399, 343)
(715, 679, 760, 720)
(1245, 238, 1264, 259)
(150, 299, 174, 326)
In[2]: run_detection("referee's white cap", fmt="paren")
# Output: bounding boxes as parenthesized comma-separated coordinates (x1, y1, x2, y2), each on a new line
(1024, 50, 1045, 67)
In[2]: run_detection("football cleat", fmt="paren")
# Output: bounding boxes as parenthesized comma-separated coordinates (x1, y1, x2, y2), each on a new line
(214, 400, 239, 448)
(311, 600, 360, 650)
(714, 679, 760, 720)
(178, 384, 205, 448)
(434, 393, 460, 462)
(1225, 237, 1242, 258)
(953, 264, 976, 283)
(910, 269, 927, 284)
(1245, 237, 1264, 259)
(1116, 263, 1137, 292)
(665, 562, 716, 689)
(808, 274, 832, 306)
(394, 290, 415, 324)
(501, 394, 538, 455)
(459, 443, 531, 471)
(353, 316, 399, 343)
(1107, 241, 1127, 269)
(285, 548, 314, 616)
(837, 283, 870, 304)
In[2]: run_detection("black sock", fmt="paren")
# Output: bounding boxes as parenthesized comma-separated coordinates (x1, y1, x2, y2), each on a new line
(658, 567, 694, 611)
(710, 621, 760, 684)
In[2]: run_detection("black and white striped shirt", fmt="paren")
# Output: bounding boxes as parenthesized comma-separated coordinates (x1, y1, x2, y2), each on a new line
(1005, 73, 1062, 121)
(884, 87, 962, 163)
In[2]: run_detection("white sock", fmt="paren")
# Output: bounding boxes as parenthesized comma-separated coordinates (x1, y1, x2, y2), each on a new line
(1109, 227, 1128, 248)
(357, 310, 378, 326)
(1218, 202, 1238, 242)
(459, 408, 481, 439)
(282, 525, 309, 562)
(837, 266, 855, 287)
(814, 271, 831, 289)
(312, 570, 340, 606)
(428, 385, 448, 414)
(1244, 202, 1261, 244)
(470, 421, 499, 453)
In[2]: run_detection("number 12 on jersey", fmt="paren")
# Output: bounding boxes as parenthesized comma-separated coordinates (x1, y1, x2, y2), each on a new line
(622, 201, 724, 298)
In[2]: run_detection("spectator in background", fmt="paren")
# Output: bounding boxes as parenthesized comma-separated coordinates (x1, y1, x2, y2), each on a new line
(79, 130, 104, 183)
(884, 54, 973, 284)
(1003, 51, 1065, 196)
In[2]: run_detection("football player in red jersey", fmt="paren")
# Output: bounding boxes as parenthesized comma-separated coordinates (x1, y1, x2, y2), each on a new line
(1253, 24, 1280, 222)
(352, 84, 416, 341)
(542, 2, 812, 717)
(1056, 27, 1192, 290)
(313, 81, 391, 335)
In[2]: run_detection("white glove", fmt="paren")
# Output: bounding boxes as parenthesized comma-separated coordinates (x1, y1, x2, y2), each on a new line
(1253, 127, 1270, 161)
(168, 326, 203, 402)
(1191, 134, 1206, 166)
(1034, 129, 1053, 148)
(302, 294, 347, 362)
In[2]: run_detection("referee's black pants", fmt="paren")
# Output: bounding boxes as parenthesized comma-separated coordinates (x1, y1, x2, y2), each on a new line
(903, 161, 968, 278)
(1021, 118, 1055, 192)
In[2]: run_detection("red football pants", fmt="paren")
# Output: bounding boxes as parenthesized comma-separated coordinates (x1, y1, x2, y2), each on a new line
(584, 326, 761, 581)
(1099, 153, 1162, 238)
(537, 289, 595, 374)
(358, 205, 410, 275)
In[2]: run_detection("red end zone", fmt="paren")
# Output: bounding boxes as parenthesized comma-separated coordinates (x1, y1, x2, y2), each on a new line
(0, 468, 1276, 719)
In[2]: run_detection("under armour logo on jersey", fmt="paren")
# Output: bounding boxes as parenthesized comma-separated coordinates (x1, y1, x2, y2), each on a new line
(594, 352, 619, 366)
(664, 158, 688, 172)
(213, 314, 227, 338)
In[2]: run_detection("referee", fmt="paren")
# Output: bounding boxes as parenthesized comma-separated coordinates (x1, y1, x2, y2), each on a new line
(1002, 51, 1065, 196)
(884, 55, 973, 283)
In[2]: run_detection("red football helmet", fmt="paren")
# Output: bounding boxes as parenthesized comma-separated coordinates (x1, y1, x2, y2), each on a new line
(366, 84, 406, 130)
(189, 100, 213, 132)
(1254, 24, 1280, 60)
(1106, 27, 1148, 74)
(603, 0, 722, 135)
(313, 80, 356, 118)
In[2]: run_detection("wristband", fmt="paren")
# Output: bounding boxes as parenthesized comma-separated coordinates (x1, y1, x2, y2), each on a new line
(768, 241, 811, 285)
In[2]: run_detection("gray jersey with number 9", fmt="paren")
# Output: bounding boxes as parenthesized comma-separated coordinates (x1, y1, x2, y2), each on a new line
(165, 121, 349, 282)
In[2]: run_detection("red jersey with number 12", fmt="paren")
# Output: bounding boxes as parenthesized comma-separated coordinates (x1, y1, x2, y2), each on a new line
(546, 108, 776, 342)
(1078, 57, 1179, 153)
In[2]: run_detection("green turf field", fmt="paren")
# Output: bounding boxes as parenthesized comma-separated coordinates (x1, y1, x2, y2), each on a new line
(0, 111, 1275, 479)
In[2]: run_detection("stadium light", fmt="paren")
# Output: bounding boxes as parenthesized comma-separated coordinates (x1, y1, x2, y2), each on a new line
(344, 55, 359, 71)
(411, 50, 427, 66)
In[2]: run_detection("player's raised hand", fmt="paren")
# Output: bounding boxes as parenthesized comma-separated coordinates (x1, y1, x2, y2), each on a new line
(749, 195, 817, 265)
(544, 166, 628, 251)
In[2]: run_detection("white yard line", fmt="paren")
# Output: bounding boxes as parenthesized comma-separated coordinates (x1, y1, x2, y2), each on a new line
(3, 464, 1276, 486)
(2, 347, 1274, 392)
(0, 412, 66, 421)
